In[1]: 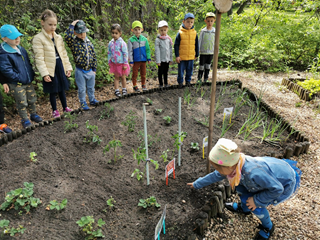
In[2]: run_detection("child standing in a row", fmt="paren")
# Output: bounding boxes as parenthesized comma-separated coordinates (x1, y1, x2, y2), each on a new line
(32, 9, 73, 118)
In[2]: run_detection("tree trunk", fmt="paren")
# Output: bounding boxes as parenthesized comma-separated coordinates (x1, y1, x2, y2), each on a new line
(237, 0, 250, 15)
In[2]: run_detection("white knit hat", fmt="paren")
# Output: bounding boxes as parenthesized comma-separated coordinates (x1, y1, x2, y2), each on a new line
(209, 138, 240, 166)
(158, 20, 168, 28)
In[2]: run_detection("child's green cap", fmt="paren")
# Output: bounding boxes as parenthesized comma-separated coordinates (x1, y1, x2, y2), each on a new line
(132, 21, 143, 29)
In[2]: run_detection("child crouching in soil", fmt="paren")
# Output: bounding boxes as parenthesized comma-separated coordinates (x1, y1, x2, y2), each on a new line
(187, 138, 301, 240)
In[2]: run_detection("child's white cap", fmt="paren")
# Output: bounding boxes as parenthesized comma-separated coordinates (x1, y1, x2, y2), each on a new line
(209, 138, 240, 166)
(158, 20, 168, 28)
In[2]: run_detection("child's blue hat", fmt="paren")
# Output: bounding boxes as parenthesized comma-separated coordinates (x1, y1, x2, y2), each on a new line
(184, 13, 195, 20)
(0, 25, 23, 40)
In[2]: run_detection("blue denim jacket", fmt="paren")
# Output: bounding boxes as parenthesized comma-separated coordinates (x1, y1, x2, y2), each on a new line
(193, 156, 296, 208)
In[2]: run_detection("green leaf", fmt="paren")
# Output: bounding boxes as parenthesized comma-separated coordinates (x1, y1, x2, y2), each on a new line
(97, 218, 106, 227)
(0, 219, 10, 228)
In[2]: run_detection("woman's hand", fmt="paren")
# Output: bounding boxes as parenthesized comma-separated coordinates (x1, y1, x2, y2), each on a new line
(66, 71, 71, 78)
(187, 183, 194, 189)
(44, 75, 52, 82)
(246, 197, 257, 211)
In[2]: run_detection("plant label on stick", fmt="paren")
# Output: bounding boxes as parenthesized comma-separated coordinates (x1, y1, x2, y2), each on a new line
(202, 136, 208, 159)
(165, 158, 175, 186)
(154, 204, 167, 240)
(223, 107, 233, 123)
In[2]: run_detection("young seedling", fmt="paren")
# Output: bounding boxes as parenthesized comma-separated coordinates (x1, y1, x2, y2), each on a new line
(160, 149, 170, 163)
(106, 196, 116, 209)
(0, 182, 41, 213)
(29, 152, 37, 162)
(0, 219, 25, 237)
(172, 131, 187, 155)
(138, 196, 160, 208)
(194, 115, 209, 127)
(76, 216, 105, 239)
(121, 111, 137, 132)
(146, 98, 153, 105)
(163, 116, 171, 125)
(83, 120, 102, 145)
(131, 168, 144, 181)
(137, 130, 161, 149)
(46, 198, 67, 211)
(99, 103, 114, 121)
(190, 142, 200, 151)
(103, 140, 123, 163)
(64, 112, 78, 133)
(154, 109, 162, 115)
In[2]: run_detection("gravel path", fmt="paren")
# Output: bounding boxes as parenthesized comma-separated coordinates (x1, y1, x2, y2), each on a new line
(203, 70, 320, 240)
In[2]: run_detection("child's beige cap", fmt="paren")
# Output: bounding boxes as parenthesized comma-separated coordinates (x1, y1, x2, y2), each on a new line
(209, 138, 240, 166)
(206, 12, 216, 19)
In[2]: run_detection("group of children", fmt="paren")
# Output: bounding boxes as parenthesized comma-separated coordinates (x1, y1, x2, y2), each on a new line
(0, 10, 215, 130)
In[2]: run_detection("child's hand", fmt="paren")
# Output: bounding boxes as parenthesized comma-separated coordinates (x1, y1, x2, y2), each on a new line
(169, 61, 173, 65)
(44, 75, 52, 82)
(148, 61, 151, 64)
(123, 66, 127, 70)
(187, 183, 194, 189)
(71, 20, 79, 26)
(93, 71, 96, 74)
(176, 57, 181, 63)
(3, 84, 9, 93)
(130, 64, 133, 68)
(194, 57, 198, 60)
(66, 71, 71, 78)
(246, 197, 256, 211)
(157, 63, 161, 66)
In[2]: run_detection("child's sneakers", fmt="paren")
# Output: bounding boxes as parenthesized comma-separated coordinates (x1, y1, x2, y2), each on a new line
(90, 99, 99, 106)
(225, 202, 251, 215)
(122, 88, 127, 96)
(133, 86, 140, 92)
(255, 223, 275, 240)
(115, 89, 121, 97)
(0, 124, 12, 133)
(142, 85, 148, 91)
(52, 110, 60, 118)
(64, 107, 73, 113)
(21, 119, 32, 128)
(30, 113, 43, 123)
(81, 102, 90, 111)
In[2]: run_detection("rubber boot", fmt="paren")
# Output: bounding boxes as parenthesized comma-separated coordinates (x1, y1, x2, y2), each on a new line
(198, 70, 204, 83)
(204, 69, 210, 82)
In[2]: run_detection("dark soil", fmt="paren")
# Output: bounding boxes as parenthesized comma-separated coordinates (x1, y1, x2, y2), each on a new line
(0, 83, 296, 240)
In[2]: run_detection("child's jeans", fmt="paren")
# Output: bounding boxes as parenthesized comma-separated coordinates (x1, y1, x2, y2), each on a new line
(177, 60, 194, 84)
(0, 91, 4, 124)
(75, 68, 96, 103)
(132, 62, 146, 86)
(8, 83, 37, 119)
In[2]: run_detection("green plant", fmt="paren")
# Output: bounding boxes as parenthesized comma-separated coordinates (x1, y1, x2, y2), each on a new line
(295, 102, 302, 107)
(64, 112, 78, 133)
(84, 120, 102, 145)
(163, 116, 171, 124)
(46, 199, 67, 211)
(121, 111, 137, 132)
(106, 196, 116, 209)
(132, 147, 147, 165)
(160, 149, 170, 163)
(0, 219, 25, 237)
(172, 131, 187, 156)
(190, 142, 200, 151)
(154, 109, 162, 115)
(297, 78, 320, 98)
(183, 88, 197, 108)
(76, 216, 105, 240)
(137, 130, 161, 149)
(194, 115, 209, 127)
(218, 117, 234, 138)
(138, 196, 160, 208)
(29, 152, 37, 162)
(131, 169, 144, 181)
(146, 98, 153, 105)
(99, 103, 114, 121)
(103, 140, 123, 163)
(0, 182, 41, 213)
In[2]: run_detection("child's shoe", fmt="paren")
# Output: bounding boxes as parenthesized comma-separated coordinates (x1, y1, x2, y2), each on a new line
(254, 223, 275, 240)
(165, 84, 170, 88)
(115, 89, 121, 97)
(133, 86, 140, 92)
(142, 85, 148, 91)
(225, 202, 251, 215)
(30, 113, 43, 123)
(159, 85, 164, 88)
(21, 119, 32, 128)
(186, 82, 191, 87)
(81, 102, 90, 111)
(90, 99, 99, 106)
(122, 88, 127, 96)
(178, 83, 184, 89)
(0, 124, 12, 133)
(52, 110, 60, 118)
(64, 107, 73, 113)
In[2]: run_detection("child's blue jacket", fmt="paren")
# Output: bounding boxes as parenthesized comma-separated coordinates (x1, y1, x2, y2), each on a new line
(0, 43, 35, 85)
(193, 156, 296, 208)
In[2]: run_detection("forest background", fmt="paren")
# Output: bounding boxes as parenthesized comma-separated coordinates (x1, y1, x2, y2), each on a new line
(0, 0, 319, 107)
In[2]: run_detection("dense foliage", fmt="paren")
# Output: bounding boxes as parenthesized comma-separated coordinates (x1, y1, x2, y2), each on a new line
(0, 0, 319, 107)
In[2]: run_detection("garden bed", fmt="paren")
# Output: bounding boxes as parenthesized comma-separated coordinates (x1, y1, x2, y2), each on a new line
(281, 78, 320, 101)
(0, 81, 309, 239)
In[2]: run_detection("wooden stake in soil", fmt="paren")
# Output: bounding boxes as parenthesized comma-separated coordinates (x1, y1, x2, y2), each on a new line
(207, 1, 232, 174)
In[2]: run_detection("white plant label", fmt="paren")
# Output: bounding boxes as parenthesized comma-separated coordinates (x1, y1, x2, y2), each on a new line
(154, 204, 167, 240)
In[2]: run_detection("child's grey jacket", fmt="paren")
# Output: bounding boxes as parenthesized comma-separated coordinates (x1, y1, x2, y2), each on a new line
(193, 155, 296, 208)
(199, 27, 215, 55)
(155, 35, 173, 64)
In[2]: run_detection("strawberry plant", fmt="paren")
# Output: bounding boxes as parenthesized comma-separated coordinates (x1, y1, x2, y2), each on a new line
(0, 182, 41, 213)
(46, 198, 67, 211)
(76, 216, 105, 240)
(99, 103, 114, 121)
(138, 196, 160, 208)
(0, 219, 25, 237)
(163, 116, 171, 125)
(106, 196, 115, 209)
(64, 112, 78, 133)
(29, 152, 37, 162)
(154, 109, 162, 115)
(103, 140, 123, 163)
(190, 142, 200, 151)
(121, 111, 137, 132)
(84, 120, 102, 145)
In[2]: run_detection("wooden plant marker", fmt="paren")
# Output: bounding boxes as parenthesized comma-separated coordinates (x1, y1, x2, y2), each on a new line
(202, 136, 208, 159)
(165, 158, 175, 186)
